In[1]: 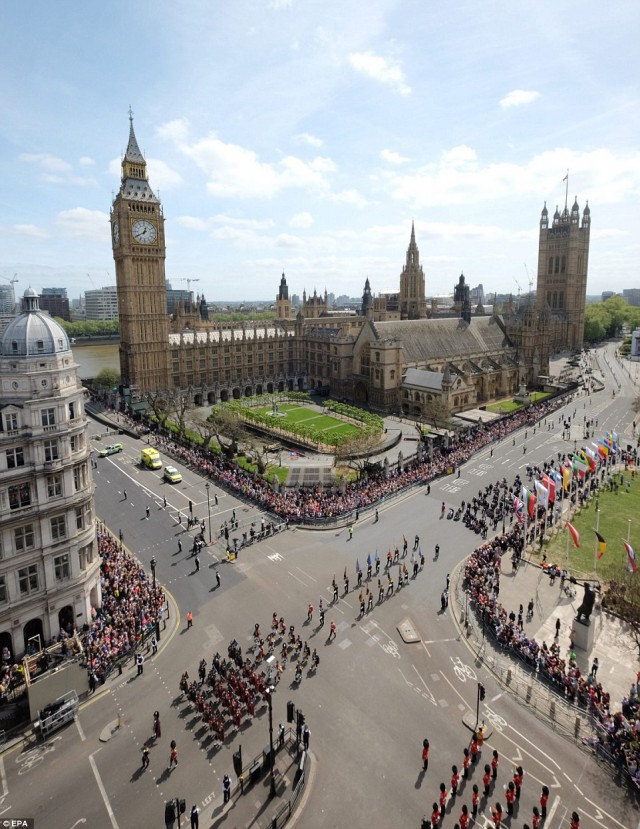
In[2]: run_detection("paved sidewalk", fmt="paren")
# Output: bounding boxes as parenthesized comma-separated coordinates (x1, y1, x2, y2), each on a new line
(451, 555, 639, 729)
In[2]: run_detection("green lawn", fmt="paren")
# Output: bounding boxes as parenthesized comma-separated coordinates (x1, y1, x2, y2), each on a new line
(255, 404, 360, 440)
(485, 400, 523, 414)
(534, 471, 640, 580)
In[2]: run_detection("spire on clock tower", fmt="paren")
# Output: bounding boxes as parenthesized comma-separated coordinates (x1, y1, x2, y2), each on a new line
(125, 107, 145, 164)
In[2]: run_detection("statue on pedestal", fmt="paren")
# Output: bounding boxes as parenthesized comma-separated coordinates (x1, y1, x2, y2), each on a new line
(575, 583, 595, 624)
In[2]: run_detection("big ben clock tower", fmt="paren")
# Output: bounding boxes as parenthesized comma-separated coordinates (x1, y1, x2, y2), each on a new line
(111, 111, 170, 393)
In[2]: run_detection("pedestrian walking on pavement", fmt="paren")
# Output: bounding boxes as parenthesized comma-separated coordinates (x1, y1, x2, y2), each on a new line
(223, 773, 231, 803)
(513, 765, 523, 799)
(471, 784, 479, 817)
(459, 804, 469, 829)
(332, 577, 339, 602)
(328, 620, 336, 641)
(439, 782, 447, 811)
(319, 607, 325, 627)
(190, 805, 199, 829)
(178, 539, 182, 553)
(505, 781, 515, 816)
(163, 495, 167, 508)
(215, 569, 221, 588)
(531, 806, 541, 829)
(348, 525, 353, 540)
(195, 556, 200, 572)
(555, 618, 561, 638)
(151, 635, 158, 655)
(430, 803, 440, 829)
(303, 726, 310, 750)
(136, 653, 144, 675)
(451, 765, 460, 797)
(591, 657, 599, 678)
(123, 490, 127, 500)
(344, 574, 349, 595)
(422, 738, 430, 770)
(540, 785, 549, 819)
(462, 747, 471, 778)
(435, 543, 440, 559)
(146, 505, 150, 519)
(483, 764, 491, 796)
(491, 749, 499, 779)
(366, 589, 373, 612)
(307, 603, 313, 622)
(470, 734, 479, 764)
(492, 802, 503, 827)
(168, 741, 178, 769)
(153, 711, 161, 739)
(187, 611, 193, 629)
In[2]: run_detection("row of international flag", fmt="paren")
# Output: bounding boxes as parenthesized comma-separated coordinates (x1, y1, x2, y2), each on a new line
(510, 431, 637, 573)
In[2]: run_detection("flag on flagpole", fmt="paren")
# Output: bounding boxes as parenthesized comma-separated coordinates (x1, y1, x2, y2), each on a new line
(563, 173, 568, 181)
(584, 447, 598, 471)
(542, 473, 556, 502)
(623, 541, 638, 574)
(572, 455, 588, 477)
(595, 441, 608, 458)
(565, 520, 580, 548)
(550, 469, 562, 487)
(534, 480, 549, 509)
(512, 495, 525, 524)
(594, 530, 606, 559)
(356, 558, 361, 573)
(521, 487, 536, 519)
(366, 553, 372, 566)
(562, 465, 572, 491)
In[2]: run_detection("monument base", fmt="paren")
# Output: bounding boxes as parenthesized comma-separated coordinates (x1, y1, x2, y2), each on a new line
(571, 617, 596, 651)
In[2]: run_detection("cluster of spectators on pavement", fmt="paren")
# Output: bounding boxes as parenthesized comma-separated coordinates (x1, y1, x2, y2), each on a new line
(151, 396, 569, 522)
(462, 534, 640, 785)
(82, 526, 165, 684)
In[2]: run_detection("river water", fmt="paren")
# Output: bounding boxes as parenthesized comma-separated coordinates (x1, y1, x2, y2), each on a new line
(72, 343, 120, 380)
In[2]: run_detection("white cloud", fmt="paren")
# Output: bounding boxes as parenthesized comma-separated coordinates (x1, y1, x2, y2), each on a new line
(269, 0, 292, 8)
(349, 51, 411, 96)
(156, 118, 190, 142)
(19, 153, 72, 173)
(295, 132, 324, 148)
(11, 224, 49, 239)
(500, 89, 541, 109)
(383, 146, 640, 208)
(176, 132, 336, 199)
(175, 216, 210, 231)
(329, 189, 368, 208)
(289, 211, 314, 228)
(147, 158, 183, 189)
(276, 233, 304, 248)
(55, 207, 109, 241)
(78, 156, 95, 167)
(380, 148, 409, 165)
(213, 214, 275, 229)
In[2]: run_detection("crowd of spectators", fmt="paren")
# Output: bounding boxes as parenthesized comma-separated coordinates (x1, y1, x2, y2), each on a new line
(462, 536, 640, 786)
(82, 526, 165, 684)
(151, 396, 570, 523)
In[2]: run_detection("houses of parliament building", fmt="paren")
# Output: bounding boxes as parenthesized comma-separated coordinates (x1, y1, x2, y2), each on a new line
(112, 118, 590, 419)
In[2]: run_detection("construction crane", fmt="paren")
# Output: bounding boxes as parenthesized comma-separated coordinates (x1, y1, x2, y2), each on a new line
(513, 278, 522, 297)
(174, 277, 200, 293)
(523, 263, 534, 294)
(0, 273, 18, 308)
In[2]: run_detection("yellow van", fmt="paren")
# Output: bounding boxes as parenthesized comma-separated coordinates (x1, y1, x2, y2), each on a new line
(140, 447, 162, 470)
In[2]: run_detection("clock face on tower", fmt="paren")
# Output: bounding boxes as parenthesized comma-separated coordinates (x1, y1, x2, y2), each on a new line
(131, 219, 157, 244)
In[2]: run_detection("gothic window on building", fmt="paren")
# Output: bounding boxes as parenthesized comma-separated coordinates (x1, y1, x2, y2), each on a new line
(73, 464, 87, 492)
(41, 407, 56, 427)
(186, 360, 193, 371)
(68, 402, 76, 420)
(375, 352, 380, 361)
(199, 359, 206, 370)
(187, 374, 194, 386)
(18, 564, 39, 596)
(50, 515, 67, 542)
(224, 357, 230, 367)
(173, 376, 180, 387)
(4, 412, 19, 432)
(6, 447, 25, 469)
(548, 257, 553, 274)
(560, 256, 566, 273)
(554, 256, 560, 274)
(0, 576, 6, 604)
(9, 483, 31, 510)
(44, 440, 59, 462)
(559, 293, 564, 309)
(47, 474, 62, 499)
(552, 292, 557, 309)
(390, 370, 395, 380)
(236, 356, 241, 365)
(54, 553, 71, 582)
(14, 524, 34, 552)
(577, 255, 583, 273)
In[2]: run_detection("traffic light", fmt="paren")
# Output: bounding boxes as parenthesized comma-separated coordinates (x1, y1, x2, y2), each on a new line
(233, 748, 243, 776)
(287, 700, 295, 723)
(478, 683, 486, 701)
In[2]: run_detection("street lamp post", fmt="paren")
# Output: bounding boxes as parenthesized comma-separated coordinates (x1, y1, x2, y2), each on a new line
(205, 482, 212, 544)
(464, 590, 469, 633)
(266, 686, 276, 798)
(150, 557, 160, 642)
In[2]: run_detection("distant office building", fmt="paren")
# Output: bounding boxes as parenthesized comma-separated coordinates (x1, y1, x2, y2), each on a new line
(0, 285, 15, 314)
(165, 282, 193, 315)
(622, 289, 640, 307)
(85, 286, 119, 320)
(601, 291, 615, 301)
(39, 289, 70, 322)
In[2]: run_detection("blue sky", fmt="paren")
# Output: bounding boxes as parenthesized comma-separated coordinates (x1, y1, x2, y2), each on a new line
(1, 0, 639, 304)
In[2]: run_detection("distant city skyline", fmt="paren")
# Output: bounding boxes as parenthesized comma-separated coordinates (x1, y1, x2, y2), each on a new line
(1, 1, 639, 302)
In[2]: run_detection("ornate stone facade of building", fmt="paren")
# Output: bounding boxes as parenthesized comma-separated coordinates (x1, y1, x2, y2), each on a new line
(0, 290, 100, 659)
(112, 119, 587, 417)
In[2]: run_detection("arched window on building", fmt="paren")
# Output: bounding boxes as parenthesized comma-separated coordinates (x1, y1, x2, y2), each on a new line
(548, 257, 553, 275)
(560, 255, 566, 273)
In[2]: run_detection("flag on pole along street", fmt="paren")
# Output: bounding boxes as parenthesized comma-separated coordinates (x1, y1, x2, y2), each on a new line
(594, 530, 607, 559)
(565, 520, 580, 548)
(366, 553, 372, 566)
(562, 465, 572, 491)
(535, 480, 549, 509)
(521, 487, 536, 519)
(512, 495, 525, 524)
(623, 541, 638, 574)
(595, 441, 608, 459)
(375, 550, 380, 562)
(356, 559, 361, 573)
(578, 448, 595, 473)
(610, 432, 618, 449)
(550, 469, 562, 487)
(542, 473, 556, 502)
(572, 455, 588, 477)
(584, 446, 598, 471)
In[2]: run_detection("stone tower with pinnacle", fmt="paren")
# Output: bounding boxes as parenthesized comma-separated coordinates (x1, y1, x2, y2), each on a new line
(399, 222, 427, 319)
(111, 111, 169, 393)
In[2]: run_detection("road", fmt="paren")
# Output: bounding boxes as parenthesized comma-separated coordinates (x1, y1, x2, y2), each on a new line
(2, 342, 638, 829)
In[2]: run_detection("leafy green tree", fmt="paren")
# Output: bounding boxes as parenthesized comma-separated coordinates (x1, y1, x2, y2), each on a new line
(94, 367, 120, 389)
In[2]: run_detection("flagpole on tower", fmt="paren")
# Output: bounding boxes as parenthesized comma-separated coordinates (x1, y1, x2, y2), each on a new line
(563, 169, 569, 211)
(594, 508, 601, 574)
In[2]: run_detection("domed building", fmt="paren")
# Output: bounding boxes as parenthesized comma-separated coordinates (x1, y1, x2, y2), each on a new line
(0, 289, 100, 660)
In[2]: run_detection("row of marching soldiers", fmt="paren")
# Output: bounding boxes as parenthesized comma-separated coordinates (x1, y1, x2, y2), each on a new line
(422, 729, 581, 828)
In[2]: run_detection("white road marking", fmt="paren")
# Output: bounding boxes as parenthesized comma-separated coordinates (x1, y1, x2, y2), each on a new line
(490, 693, 502, 703)
(296, 566, 317, 582)
(438, 669, 470, 709)
(75, 717, 86, 742)
(546, 794, 560, 826)
(89, 751, 119, 829)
